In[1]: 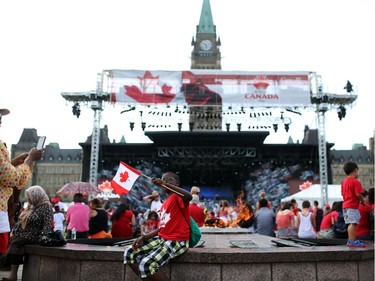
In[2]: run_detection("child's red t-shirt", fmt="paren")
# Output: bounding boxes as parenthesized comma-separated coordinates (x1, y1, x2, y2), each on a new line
(158, 193, 190, 241)
(341, 177, 364, 209)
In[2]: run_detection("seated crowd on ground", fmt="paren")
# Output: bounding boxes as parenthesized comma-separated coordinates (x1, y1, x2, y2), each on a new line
(14, 186, 371, 242)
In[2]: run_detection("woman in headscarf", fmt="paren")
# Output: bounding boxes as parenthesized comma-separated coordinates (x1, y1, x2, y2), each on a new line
(2, 185, 53, 281)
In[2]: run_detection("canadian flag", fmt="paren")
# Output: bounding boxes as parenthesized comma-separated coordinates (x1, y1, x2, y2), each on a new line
(111, 162, 141, 195)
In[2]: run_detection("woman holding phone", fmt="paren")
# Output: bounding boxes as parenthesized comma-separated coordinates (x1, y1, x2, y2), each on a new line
(0, 108, 44, 261)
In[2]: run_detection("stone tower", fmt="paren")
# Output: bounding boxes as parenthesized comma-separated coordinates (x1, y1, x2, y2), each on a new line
(189, 0, 222, 131)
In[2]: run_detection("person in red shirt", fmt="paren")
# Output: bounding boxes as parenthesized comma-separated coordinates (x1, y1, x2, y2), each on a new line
(124, 172, 192, 280)
(110, 203, 135, 238)
(341, 161, 366, 247)
(319, 201, 339, 238)
(291, 199, 301, 216)
(356, 188, 374, 241)
(140, 211, 160, 236)
(189, 195, 206, 227)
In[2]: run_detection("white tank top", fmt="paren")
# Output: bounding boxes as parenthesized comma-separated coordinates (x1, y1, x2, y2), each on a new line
(298, 212, 316, 239)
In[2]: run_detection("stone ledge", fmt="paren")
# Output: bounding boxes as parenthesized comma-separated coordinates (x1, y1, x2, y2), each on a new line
(23, 234, 374, 281)
(25, 233, 374, 264)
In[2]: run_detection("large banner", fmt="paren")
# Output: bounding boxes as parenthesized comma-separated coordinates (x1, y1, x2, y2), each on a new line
(106, 70, 313, 107)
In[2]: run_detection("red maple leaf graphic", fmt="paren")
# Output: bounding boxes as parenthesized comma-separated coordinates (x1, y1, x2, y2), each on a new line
(98, 180, 113, 193)
(120, 171, 130, 183)
(299, 181, 312, 191)
(124, 71, 176, 104)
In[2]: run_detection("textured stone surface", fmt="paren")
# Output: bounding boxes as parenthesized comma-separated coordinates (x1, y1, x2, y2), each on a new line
(272, 262, 316, 281)
(58, 258, 81, 281)
(222, 263, 272, 281)
(22, 255, 40, 281)
(317, 261, 358, 281)
(80, 260, 124, 281)
(39, 256, 59, 281)
(358, 258, 374, 281)
(23, 233, 374, 281)
(172, 263, 221, 281)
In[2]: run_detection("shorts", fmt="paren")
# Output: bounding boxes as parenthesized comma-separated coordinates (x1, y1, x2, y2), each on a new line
(124, 236, 188, 278)
(276, 227, 298, 238)
(343, 208, 361, 224)
(319, 228, 335, 239)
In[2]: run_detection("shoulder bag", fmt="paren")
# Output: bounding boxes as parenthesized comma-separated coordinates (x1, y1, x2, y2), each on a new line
(175, 198, 202, 247)
(40, 230, 67, 247)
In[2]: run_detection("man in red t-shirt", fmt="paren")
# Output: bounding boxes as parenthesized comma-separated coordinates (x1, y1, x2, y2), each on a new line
(341, 161, 366, 247)
(124, 172, 192, 280)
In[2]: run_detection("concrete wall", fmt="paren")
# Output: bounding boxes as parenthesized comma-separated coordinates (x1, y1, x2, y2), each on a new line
(22, 234, 374, 281)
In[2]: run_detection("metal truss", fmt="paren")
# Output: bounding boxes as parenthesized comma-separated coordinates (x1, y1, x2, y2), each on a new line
(157, 147, 256, 158)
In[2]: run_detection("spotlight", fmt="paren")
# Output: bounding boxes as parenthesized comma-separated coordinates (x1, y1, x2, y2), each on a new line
(237, 123, 242, 132)
(72, 102, 80, 118)
(344, 81, 353, 93)
(226, 123, 230, 132)
(284, 124, 289, 132)
(177, 122, 182, 132)
(340, 106, 346, 118)
(337, 106, 346, 120)
(141, 122, 146, 131)
(189, 122, 194, 132)
(273, 124, 278, 133)
(129, 122, 135, 131)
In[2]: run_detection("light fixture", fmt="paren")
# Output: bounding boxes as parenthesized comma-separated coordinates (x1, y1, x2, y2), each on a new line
(337, 106, 346, 120)
(226, 123, 230, 132)
(284, 124, 290, 132)
(177, 122, 182, 132)
(72, 102, 80, 118)
(344, 81, 353, 93)
(189, 122, 194, 132)
(129, 122, 135, 131)
(141, 122, 146, 131)
(120, 106, 136, 114)
(273, 124, 278, 132)
(237, 123, 241, 132)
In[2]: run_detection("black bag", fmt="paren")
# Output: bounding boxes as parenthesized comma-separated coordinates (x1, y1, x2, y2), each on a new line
(332, 211, 348, 233)
(40, 230, 67, 247)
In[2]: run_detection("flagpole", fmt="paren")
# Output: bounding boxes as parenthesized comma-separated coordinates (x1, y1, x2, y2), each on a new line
(141, 174, 184, 197)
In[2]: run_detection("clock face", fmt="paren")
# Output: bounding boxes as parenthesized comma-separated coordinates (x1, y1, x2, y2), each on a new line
(200, 39, 212, 51)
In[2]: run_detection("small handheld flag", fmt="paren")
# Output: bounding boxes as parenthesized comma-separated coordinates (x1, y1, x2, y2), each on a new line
(111, 162, 141, 195)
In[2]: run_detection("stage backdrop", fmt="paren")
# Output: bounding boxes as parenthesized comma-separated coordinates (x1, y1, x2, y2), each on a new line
(105, 70, 315, 107)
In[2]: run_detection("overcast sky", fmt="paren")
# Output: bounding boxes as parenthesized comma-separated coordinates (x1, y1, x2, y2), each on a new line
(0, 0, 374, 151)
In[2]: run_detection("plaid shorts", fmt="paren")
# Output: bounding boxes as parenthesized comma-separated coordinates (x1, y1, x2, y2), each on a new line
(343, 208, 361, 224)
(124, 236, 188, 278)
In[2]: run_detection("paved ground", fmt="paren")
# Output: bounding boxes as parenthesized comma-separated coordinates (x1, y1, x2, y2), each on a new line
(0, 265, 23, 281)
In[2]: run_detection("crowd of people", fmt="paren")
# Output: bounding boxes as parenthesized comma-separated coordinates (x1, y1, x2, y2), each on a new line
(0, 108, 373, 280)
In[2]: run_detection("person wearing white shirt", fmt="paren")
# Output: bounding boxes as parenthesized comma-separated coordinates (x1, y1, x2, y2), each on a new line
(143, 190, 163, 213)
(53, 205, 65, 232)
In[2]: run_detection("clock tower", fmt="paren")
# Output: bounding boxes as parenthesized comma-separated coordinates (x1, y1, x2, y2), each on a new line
(189, 0, 222, 131)
(191, 0, 221, 70)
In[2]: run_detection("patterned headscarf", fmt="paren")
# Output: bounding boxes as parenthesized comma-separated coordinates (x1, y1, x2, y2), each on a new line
(18, 185, 51, 229)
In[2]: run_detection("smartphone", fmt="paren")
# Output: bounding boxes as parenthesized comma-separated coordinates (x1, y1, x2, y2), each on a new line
(36, 136, 46, 149)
